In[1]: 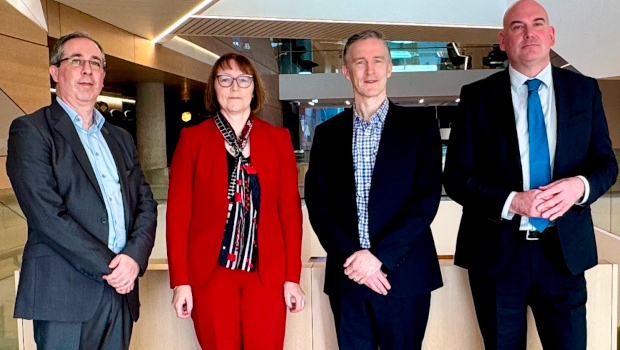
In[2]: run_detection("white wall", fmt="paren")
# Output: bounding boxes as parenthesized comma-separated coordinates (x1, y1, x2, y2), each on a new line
(203, 0, 505, 27)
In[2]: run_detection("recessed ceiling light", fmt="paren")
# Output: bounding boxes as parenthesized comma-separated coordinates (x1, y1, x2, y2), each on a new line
(345, 100, 351, 105)
(419, 99, 425, 104)
(308, 101, 315, 106)
(455, 98, 461, 103)
(312, 99, 319, 103)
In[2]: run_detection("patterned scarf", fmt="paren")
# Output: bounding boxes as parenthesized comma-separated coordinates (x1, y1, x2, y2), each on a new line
(215, 113, 261, 272)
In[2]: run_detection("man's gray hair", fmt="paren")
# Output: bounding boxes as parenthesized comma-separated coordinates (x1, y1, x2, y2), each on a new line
(50, 31, 106, 68)
(342, 30, 390, 65)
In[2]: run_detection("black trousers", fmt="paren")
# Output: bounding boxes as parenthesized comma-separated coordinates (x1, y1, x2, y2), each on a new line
(329, 289, 431, 350)
(33, 284, 133, 350)
(468, 227, 587, 350)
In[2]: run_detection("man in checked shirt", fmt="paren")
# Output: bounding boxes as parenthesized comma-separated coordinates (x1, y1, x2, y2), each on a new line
(305, 30, 443, 350)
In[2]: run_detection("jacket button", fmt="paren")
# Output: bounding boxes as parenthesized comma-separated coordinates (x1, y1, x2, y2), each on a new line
(101, 218, 107, 224)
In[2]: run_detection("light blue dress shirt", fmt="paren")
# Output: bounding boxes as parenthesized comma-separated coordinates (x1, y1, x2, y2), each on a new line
(57, 97, 127, 253)
(501, 64, 590, 229)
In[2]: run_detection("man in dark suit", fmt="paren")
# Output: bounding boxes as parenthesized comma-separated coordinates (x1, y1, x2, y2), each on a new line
(304, 30, 443, 350)
(7, 32, 157, 349)
(443, 1, 618, 349)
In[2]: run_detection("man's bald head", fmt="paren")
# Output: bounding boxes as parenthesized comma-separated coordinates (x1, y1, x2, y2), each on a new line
(499, 0, 555, 77)
(503, 0, 550, 29)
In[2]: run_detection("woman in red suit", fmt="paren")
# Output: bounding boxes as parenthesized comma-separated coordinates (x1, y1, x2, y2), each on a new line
(166, 52, 305, 349)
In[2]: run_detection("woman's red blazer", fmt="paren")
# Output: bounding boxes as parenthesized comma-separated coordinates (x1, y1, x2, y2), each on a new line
(166, 117, 302, 288)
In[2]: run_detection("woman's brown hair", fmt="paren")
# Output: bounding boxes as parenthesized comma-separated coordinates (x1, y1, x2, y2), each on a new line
(204, 53, 267, 114)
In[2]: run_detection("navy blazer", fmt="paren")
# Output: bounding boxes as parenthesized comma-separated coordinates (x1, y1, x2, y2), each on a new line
(305, 101, 443, 298)
(7, 101, 157, 322)
(443, 67, 618, 276)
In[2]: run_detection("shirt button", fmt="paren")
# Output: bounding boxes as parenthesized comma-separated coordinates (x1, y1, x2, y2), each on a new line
(95, 152, 100, 156)
(101, 218, 107, 224)
(102, 174, 107, 178)
(109, 197, 112, 201)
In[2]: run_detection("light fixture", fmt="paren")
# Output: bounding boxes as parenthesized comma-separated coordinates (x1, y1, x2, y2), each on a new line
(180, 78, 191, 102)
(152, 0, 216, 43)
(345, 100, 351, 105)
(182, 112, 192, 122)
(455, 98, 461, 103)
(419, 99, 425, 104)
(308, 101, 315, 106)
(312, 99, 319, 103)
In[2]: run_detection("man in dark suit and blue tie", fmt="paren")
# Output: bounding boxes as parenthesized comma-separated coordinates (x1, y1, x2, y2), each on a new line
(444, 1, 618, 349)
(7, 32, 157, 349)
(305, 30, 443, 350)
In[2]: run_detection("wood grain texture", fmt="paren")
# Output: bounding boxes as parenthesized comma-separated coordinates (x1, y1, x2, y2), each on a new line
(0, 1, 47, 45)
(58, 4, 135, 62)
(45, 0, 61, 39)
(0, 35, 50, 114)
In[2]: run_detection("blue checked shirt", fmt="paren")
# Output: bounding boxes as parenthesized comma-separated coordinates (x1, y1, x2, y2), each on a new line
(352, 98, 389, 249)
(57, 97, 127, 254)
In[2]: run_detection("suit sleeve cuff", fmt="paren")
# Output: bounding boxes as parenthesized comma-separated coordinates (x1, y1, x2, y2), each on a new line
(575, 175, 590, 206)
(502, 191, 517, 220)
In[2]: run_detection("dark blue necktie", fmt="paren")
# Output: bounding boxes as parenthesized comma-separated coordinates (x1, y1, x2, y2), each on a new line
(526, 79, 550, 232)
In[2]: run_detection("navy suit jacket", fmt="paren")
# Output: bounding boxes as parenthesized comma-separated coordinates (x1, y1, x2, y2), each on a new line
(7, 100, 157, 322)
(443, 67, 618, 276)
(305, 101, 443, 298)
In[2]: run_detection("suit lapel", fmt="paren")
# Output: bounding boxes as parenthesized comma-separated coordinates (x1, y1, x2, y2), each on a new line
(248, 118, 269, 191)
(552, 67, 568, 180)
(101, 126, 131, 227)
(210, 120, 228, 210)
(50, 101, 104, 201)
(371, 102, 398, 193)
(339, 110, 359, 236)
(497, 69, 524, 187)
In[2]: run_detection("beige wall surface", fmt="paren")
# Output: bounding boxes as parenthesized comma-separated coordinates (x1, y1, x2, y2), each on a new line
(600, 80, 620, 148)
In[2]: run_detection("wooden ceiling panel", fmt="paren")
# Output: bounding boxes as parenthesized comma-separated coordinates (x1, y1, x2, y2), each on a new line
(174, 18, 499, 44)
(55, 0, 207, 39)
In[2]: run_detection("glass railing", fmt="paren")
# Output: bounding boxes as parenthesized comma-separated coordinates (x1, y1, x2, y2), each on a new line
(274, 39, 499, 74)
(0, 187, 25, 350)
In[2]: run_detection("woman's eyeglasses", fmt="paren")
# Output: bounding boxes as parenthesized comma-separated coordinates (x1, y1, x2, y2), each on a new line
(216, 75, 253, 88)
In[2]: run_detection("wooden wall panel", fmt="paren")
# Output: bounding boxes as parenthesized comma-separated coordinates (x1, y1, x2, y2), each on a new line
(45, 0, 61, 39)
(0, 1, 47, 45)
(0, 35, 50, 114)
(58, 4, 135, 62)
(599, 80, 620, 148)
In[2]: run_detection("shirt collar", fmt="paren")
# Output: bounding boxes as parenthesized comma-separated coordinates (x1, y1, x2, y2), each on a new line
(353, 97, 389, 126)
(56, 96, 105, 132)
(509, 62, 553, 91)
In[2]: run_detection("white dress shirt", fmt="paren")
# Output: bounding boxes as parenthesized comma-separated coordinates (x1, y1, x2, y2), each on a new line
(501, 63, 590, 230)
